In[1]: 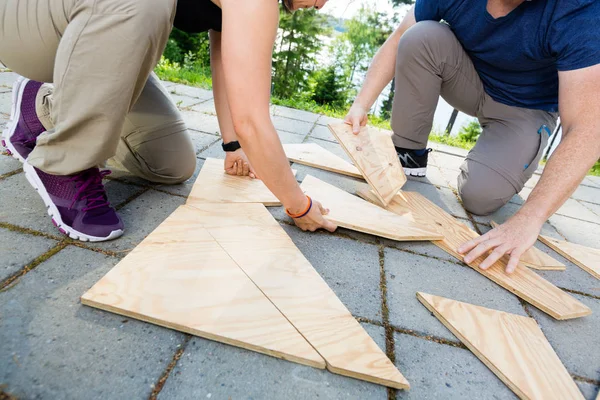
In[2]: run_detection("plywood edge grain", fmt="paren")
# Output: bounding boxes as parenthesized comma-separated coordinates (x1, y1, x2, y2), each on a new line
(326, 365, 410, 390)
(283, 143, 364, 179)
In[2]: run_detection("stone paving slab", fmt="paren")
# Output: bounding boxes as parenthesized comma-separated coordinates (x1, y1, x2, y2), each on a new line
(0, 71, 19, 88)
(394, 333, 515, 399)
(427, 141, 470, 158)
(0, 154, 21, 175)
(187, 130, 220, 156)
(155, 157, 204, 197)
(584, 176, 600, 189)
(384, 248, 528, 341)
(549, 214, 600, 249)
(309, 123, 337, 142)
(408, 164, 450, 188)
(0, 227, 57, 282)
(429, 152, 464, 171)
(437, 166, 460, 190)
(401, 179, 469, 220)
(315, 115, 344, 127)
(0, 91, 11, 115)
(581, 201, 600, 218)
(180, 109, 222, 136)
(159, 324, 387, 400)
(271, 104, 321, 123)
(571, 184, 600, 205)
(0, 246, 185, 400)
(272, 115, 314, 136)
(577, 382, 600, 400)
(190, 99, 216, 115)
(555, 199, 600, 225)
(169, 84, 213, 100)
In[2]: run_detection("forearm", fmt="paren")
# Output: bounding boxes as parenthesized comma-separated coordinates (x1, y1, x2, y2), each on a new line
(209, 30, 237, 143)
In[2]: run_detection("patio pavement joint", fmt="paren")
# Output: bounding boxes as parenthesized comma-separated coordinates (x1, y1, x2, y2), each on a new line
(149, 335, 192, 400)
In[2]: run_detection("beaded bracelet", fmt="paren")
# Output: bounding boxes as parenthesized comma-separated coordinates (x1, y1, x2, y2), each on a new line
(285, 196, 312, 219)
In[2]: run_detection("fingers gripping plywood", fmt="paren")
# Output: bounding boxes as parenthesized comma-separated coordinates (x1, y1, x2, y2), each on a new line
(283, 143, 363, 179)
(329, 123, 406, 206)
(186, 202, 410, 389)
(538, 235, 600, 280)
(357, 189, 591, 320)
(417, 293, 584, 400)
(490, 222, 566, 271)
(301, 175, 442, 241)
(81, 205, 325, 368)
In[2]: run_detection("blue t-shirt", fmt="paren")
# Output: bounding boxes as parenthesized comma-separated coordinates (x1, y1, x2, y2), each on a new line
(415, 0, 600, 112)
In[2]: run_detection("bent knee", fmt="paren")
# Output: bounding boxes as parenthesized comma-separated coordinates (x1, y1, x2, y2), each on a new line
(457, 162, 517, 215)
(397, 21, 455, 57)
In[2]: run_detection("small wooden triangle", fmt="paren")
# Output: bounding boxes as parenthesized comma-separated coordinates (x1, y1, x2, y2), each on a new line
(329, 123, 406, 206)
(300, 175, 442, 241)
(490, 222, 565, 271)
(187, 158, 295, 206)
(282, 143, 363, 179)
(417, 292, 584, 400)
(538, 235, 600, 280)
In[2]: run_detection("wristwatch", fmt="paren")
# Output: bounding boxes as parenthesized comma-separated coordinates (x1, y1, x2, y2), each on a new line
(222, 140, 241, 152)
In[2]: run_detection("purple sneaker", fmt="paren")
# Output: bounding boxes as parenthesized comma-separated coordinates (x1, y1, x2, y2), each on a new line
(2, 77, 45, 162)
(23, 163, 124, 242)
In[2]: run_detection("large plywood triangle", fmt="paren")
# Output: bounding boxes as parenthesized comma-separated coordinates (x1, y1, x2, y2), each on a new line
(187, 158, 295, 206)
(282, 143, 363, 179)
(538, 235, 600, 280)
(301, 175, 441, 241)
(81, 205, 325, 368)
(490, 222, 565, 271)
(417, 292, 584, 400)
(357, 188, 591, 320)
(186, 202, 409, 389)
(329, 123, 405, 206)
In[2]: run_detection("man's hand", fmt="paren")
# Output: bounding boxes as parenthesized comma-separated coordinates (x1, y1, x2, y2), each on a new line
(457, 212, 545, 274)
(224, 148, 257, 178)
(344, 103, 369, 134)
(292, 199, 337, 233)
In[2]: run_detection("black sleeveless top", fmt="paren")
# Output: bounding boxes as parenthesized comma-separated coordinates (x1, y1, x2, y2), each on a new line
(174, 0, 223, 33)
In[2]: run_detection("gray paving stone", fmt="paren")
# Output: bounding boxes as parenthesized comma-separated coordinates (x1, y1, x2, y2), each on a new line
(198, 129, 305, 160)
(429, 152, 465, 171)
(271, 104, 320, 123)
(427, 141, 470, 157)
(158, 324, 387, 400)
(473, 201, 522, 224)
(581, 201, 600, 218)
(385, 248, 528, 341)
(407, 164, 450, 188)
(315, 114, 344, 127)
(169, 93, 205, 108)
(104, 178, 148, 208)
(190, 99, 216, 115)
(272, 115, 314, 137)
(0, 227, 57, 281)
(159, 79, 176, 88)
(437, 166, 460, 190)
(169, 84, 213, 100)
(549, 214, 600, 249)
(394, 334, 515, 400)
(571, 184, 600, 205)
(584, 175, 600, 189)
(401, 180, 469, 219)
(555, 199, 600, 225)
(88, 189, 185, 254)
(156, 158, 204, 197)
(524, 173, 541, 188)
(526, 294, 600, 379)
(577, 382, 599, 400)
(306, 137, 353, 163)
(0, 246, 185, 400)
(0, 154, 21, 175)
(0, 91, 11, 115)
(188, 130, 220, 155)
(181, 109, 221, 135)
(281, 224, 383, 322)
(0, 71, 18, 88)
(309, 123, 337, 142)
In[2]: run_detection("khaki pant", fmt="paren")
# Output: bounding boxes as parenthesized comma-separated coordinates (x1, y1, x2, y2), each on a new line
(391, 21, 558, 215)
(0, 0, 196, 184)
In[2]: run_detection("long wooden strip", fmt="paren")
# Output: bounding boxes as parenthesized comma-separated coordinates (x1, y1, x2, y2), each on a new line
(187, 202, 410, 389)
(329, 123, 405, 206)
(538, 235, 600, 280)
(417, 292, 584, 400)
(300, 175, 442, 241)
(81, 205, 325, 368)
(357, 189, 591, 320)
(283, 143, 363, 179)
(490, 221, 566, 271)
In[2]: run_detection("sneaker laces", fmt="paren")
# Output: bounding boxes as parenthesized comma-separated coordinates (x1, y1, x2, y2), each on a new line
(66, 169, 112, 211)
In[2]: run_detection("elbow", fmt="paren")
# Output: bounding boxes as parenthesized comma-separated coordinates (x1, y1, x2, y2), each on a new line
(232, 113, 269, 144)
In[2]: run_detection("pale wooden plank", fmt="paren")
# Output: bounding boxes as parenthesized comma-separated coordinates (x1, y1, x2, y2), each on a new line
(490, 221, 566, 271)
(81, 205, 325, 369)
(283, 143, 364, 179)
(417, 292, 584, 400)
(357, 189, 591, 320)
(538, 235, 600, 280)
(300, 175, 442, 241)
(186, 202, 410, 389)
(187, 158, 295, 206)
(329, 123, 405, 206)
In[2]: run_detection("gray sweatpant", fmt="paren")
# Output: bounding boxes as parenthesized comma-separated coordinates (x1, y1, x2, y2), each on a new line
(391, 21, 558, 215)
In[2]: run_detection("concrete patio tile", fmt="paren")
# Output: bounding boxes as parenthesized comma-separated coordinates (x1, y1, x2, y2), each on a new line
(0, 227, 57, 282)
(188, 130, 220, 155)
(282, 225, 383, 322)
(570, 185, 600, 205)
(309, 124, 337, 142)
(577, 382, 599, 400)
(180, 109, 221, 136)
(0, 246, 185, 400)
(305, 137, 354, 163)
(0, 91, 11, 115)
(159, 80, 176, 88)
(168, 93, 206, 108)
(0, 154, 21, 175)
(0, 71, 19, 88)
(427, 141, 470, 158)
(407, 164, 450, 188)
(472, 202, 522, 224)
(271, 104, 321, 123)
(385, 248, 528, 341)
(190, 99, 216, 115)
(581, 201, 600, 218)
(401, 180, 469, 219)
(272, 115, 314, 137)
(104, 179, 149, 209)
(583, 176, 600, 189)
(555, 199, 600, 225)
(394, 334, 515, 399)
(158, 324, 388, 400)
(315, 115, 344, 127)
(155, 158, 204, 198)
(527, 294, 600, 380)
(437, 167, 460, 190)
(429, 152, 465, 171)
(549, 214, 600, 249)
(198, 129, 305, 160)
(169, 84, 213, 100)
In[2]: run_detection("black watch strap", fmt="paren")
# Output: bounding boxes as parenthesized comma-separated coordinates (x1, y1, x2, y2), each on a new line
(222, 140, 241, 152)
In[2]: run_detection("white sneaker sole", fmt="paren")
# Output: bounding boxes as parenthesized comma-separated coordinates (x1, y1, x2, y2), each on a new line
(2, 76, 28, 163)
(23, 162, 124, 242)
(404, 167, 427, 177)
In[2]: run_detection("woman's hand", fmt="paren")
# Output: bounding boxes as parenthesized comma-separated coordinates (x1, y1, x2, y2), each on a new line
(291, 199, 337, 233)
(344, 103, 369, 134)
(224, 148, 257, 178)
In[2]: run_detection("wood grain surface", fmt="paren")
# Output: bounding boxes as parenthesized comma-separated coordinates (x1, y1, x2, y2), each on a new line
(329, 123, 405, 206)
(357, 189, 591, 320)
(417, 292, 584, 400)
(283, 143, 363, 179)
(538, 235, 600, 280)
(300, 175, 441, 241)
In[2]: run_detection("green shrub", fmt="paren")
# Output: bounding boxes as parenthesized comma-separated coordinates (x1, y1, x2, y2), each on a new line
(457, 120, 482, 143)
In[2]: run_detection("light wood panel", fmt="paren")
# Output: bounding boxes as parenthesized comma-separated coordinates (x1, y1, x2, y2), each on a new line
(283, 143, 363, 179)
(300, 175, 441, 241)
(538, 235, 600, 280)
(329, 123, 405, 206)
(357, 189, 591, 320)
(81, 205, 325, 368)
(187, 158, 295, 206)
(417, 292, 584, 400)
(490, 221, 565, 271)
(186, 202, 410, 389)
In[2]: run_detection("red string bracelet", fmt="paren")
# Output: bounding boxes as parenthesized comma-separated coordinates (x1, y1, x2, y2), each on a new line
(286, 196, 312, 219)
